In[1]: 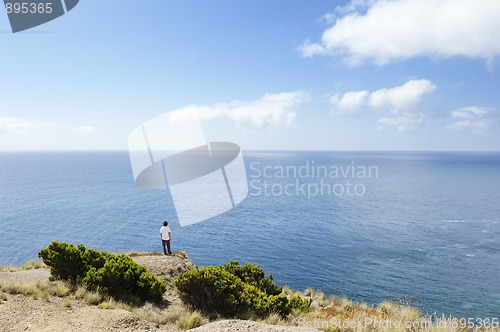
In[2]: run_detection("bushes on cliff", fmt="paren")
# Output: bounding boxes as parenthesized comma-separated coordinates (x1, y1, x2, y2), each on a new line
(38, 241, 166, 303)
(174, 260, 310, 318)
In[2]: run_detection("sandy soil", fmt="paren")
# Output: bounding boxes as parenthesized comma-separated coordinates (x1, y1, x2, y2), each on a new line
(0, 294, 166, 332)
(190, 320, 320, 332)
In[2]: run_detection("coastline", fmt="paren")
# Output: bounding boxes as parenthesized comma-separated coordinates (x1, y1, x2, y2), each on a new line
(2, 253, 497, 332)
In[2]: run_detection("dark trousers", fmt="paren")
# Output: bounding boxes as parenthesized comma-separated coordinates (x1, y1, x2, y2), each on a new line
(162, 239, 172, 255)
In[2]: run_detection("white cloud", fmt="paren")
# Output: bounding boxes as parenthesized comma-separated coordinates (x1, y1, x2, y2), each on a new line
(319, 12, 336, 24)
(450, 107, 491, 120)
(447, 107, 495, 135)
(330, 90, 369, 115)
(378, 112, 426, 133)
(330, 79, 436, 132)
(0, 117, 52, 134)
(75, 126, 96, 134)
(226, 92, 307, 129)
(334, 0, 377, 15)
(320, 0, 378, 25)
(299, 0, 500, 65)
(299, 41, 327, 58)
(368, 80, 436, 114)
(168, 91, 309, 130)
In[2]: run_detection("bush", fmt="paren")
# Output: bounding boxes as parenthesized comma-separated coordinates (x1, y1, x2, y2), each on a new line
(38, 242, 87, 282)
(83, 254, 166, 303)
(175, 266, 248, 317)
(222, 261, 282, 296)
(288, 294, 312, 312)
(38, 241, 166, 303)
(175, 260, 304, 318)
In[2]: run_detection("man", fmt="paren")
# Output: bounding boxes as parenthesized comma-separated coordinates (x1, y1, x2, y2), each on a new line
(160, 220, 172, 255)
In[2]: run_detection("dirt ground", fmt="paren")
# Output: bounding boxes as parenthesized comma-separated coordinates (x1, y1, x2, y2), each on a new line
(0, 254, 319, 332)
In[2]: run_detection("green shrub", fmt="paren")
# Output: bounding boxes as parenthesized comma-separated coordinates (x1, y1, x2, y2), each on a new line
(245, 284, 290, 317)
(38, 242, 87, 282)
(288, 294, 312, 312)
(175, 266, 248, 317)
(222, 261, 282, 296)
(83, 254, 166, 303)
(38, 241, 166, 303)
(175, 261, 297, 318)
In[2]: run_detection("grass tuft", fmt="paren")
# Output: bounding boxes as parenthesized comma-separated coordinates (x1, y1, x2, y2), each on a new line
(176, 310, 208, 330)
(0, 260, 45, 272)
(1, 282, 39, 296)
(83, 290, 103, 305)
(0, 265, 18, 272)
(98, 298, 117, 310)
(161, 305, 189, 325)
(55, 282, 71, 297)
(73, 285, 91, 300)
(130, 304, 188, 325)
(258, 312, 290, 326)
(21, 260, 46, 270)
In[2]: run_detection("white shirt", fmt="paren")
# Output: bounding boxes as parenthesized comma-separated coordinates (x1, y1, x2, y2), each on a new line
(160, 226, 171, 241)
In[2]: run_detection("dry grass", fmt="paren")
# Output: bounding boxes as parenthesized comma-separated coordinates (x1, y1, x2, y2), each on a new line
(129, 303, 209, 330)
(0, 270, 204, 329)
(270, 289, 500, 332)
(21, 260, 46, 270)
(73, 285, 88, 300)
(295, 296, 422, 331)
(0, 278, 109, 307)
(0, 282, 40, 296)
(131, 303, 187, 325)
(98, 298, 119, 310)
(176, 310, 208, 330)
(161, 305, 189, 324)
(257, 312, 291, 326)
(83, 290, 103, 305)
(54, 282, 71, 297)
(0, 265, 18, 272)
(0, 260, 46, 272)
(0, 291, 9, 301)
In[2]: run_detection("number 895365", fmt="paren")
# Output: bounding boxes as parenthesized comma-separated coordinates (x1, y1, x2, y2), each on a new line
(5, 2, 53, 14)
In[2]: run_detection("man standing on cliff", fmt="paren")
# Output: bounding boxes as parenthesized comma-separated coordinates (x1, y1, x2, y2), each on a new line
(160, 220, 172, 255)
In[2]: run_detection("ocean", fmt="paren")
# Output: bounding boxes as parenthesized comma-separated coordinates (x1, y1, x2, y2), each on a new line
(1, 151, 499, 318)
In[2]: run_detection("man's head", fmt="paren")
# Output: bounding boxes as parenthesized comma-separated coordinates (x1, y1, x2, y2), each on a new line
(163, 221, 168, 226)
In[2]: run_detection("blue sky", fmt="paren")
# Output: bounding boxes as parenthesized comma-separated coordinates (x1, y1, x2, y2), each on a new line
(1, 0, 499, 151)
